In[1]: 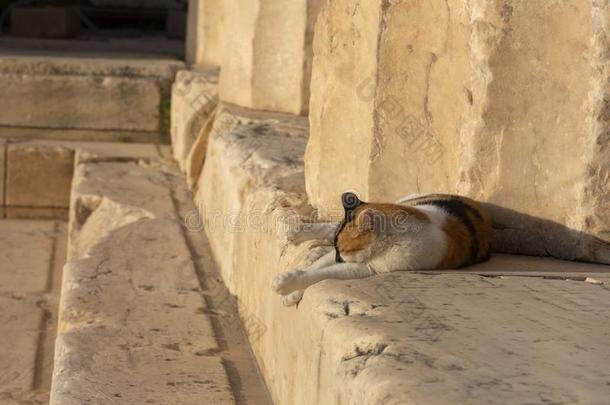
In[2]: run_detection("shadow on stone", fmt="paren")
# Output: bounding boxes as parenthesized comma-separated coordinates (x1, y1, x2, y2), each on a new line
(483, 202, 610, 265)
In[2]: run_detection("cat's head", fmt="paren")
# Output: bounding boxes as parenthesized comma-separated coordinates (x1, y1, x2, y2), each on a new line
(335, 192, 429, 261)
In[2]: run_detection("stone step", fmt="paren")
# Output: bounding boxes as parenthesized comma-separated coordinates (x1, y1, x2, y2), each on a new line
(0, 139, 270, 404)
(0, 43, 185, 143)
(0, 219, 66, 405)
(53, 160, 236, 404)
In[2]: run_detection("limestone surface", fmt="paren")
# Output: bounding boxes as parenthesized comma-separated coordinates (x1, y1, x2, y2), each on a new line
(0, 74, 161, 132)
(195, 103, 309, 291)
(302, 269, 610, 405)
(0, 220, 67, 405)
(195, 105, 610, 404)
(170, 68, 218, 172)
(53, 159, 236, 404)
(306, 0, 610, 264)
(219, 0, 323, 115)
(0, 52, 184, 79)
(186, 0, 224, 67)
(0, 297, 44, 401)
(51, 148, 270, 404)
(0, 127, 166, 144)
(0, 220, 54, 292)
(0, 49, 183, 141)
(6, 144, 74, 209)
(1, 140, 167, 219)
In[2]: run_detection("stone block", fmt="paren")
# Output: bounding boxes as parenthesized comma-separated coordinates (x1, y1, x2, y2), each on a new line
(0, 297, 43, 395)
(170, 68, 218, 171)
(0, 220, 55, 293)
(219, 0, 323, 115)
(6, 144, 74, 209)
(0, 127, 164, 144)
(0, 74, 162, 132)
(11, 7, 80, 38)
(1, 138, 168, 217)
(4, 207, 69, 220)
(186, 0, 224, 67)
(306, 0, 610, 264)
(195, 103, 309, 290)
(0, 50, 181, 143)
(0, 53, 184, 80)
(4, 138, 162, 163)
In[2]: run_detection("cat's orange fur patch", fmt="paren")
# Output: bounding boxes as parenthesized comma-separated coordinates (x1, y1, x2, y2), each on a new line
(337, 203, 430, 255)
(336, 224, 374, 254)
(437, 217, 471, 268)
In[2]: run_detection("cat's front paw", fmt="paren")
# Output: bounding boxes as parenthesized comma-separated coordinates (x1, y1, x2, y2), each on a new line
(282, 290, 304, 307)
(272, 271, 303, 295)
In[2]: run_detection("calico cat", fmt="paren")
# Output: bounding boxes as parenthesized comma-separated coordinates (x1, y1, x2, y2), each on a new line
(272, 192, 492, 306)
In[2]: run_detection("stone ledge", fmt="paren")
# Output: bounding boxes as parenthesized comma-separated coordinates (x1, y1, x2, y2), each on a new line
(1, 139, 166, 162)
(194, 105, 610, 404)
(51, 153, 237, 404)
(0, 52, 182, 138)
(194, 103, 309, 293)
(0, 74, 162, 132)
(0, 127, 165, 144)
(0, 52, 184, 79)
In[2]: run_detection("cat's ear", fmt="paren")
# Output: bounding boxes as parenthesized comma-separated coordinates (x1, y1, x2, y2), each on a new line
(341, 192, 363, 212)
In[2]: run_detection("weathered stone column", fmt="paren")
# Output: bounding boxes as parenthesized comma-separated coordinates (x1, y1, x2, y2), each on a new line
(306, 0, 609, 263)
(175, 1, 223, 172)
(186, 0, 224, 67)
(219, 0, 322, 115)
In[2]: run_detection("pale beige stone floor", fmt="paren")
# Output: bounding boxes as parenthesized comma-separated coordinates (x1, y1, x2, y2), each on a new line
(0, 220, 66, 405)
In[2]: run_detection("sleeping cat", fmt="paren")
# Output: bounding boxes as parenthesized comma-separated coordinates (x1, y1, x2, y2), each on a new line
(272, 192, 492, 306)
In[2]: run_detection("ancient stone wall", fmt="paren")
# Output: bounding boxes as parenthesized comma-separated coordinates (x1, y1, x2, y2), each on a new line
(306, 0, 609, 263)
